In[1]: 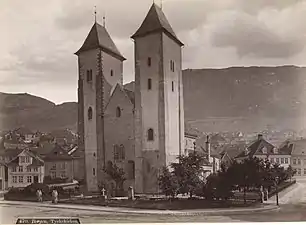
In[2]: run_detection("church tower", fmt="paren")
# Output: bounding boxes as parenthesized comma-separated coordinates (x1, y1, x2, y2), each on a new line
(132, 3, 185, 193)
(76, 22, 126, 192)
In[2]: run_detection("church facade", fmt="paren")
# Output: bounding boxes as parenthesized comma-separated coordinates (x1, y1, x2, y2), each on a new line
(76, 3, 186, 194)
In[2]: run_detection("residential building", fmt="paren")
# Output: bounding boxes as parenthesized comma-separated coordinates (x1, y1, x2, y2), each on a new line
(0, 162, 7, 191)
(219, 143, 246, 168)
(287, 139, 306, 176)
(6, 149, 44, 188)
(14, 127, 40, 144)
(184, 132, 197, 155)
(200, 136, 221, 174)
(235, 134, 292, 168)
(68, 145, 85, 181)
(44, 144, 74, 182)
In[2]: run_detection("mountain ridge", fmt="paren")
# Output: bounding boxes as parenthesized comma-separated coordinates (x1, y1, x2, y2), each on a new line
(1, 65, 305, 133)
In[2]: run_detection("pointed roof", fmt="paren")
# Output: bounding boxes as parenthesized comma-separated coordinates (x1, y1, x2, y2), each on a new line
(131, 3, 183, 46)
(75, 22, 126, 61)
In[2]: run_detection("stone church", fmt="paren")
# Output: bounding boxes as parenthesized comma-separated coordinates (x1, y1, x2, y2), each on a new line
(76, 3, 187, 194)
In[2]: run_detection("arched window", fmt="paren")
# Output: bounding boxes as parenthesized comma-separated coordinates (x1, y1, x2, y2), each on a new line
(120, 144, 125, 160)
(172, 81, 174, 92)
(110, 69, 113, 77)
(147, 57, 151, 67)
(88, 107, 93, 120)
(127, 160, 135, 179)
(148, 78, 152, 90)
(116, 107, 121, 117)
(147, 128, 154, 141)
(92, 168, 96, 176)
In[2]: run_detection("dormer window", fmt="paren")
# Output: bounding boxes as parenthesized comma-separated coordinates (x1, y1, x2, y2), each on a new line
(147, 57, 151, 67)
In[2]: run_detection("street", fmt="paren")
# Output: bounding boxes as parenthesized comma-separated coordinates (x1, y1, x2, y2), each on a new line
(1, 179, 306, 223)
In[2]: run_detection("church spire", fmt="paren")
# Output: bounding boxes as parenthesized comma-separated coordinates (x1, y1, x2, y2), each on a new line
(131, 2, 183, 46)
(75, 22, 126, 61)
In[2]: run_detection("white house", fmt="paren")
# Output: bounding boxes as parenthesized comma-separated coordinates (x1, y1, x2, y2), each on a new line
(236, 134, 292, 169)
(184, 132, 197, 155)
(6, 149, 44, 188)
(0, 162, 7, 191)
(287, 139, 306, 176)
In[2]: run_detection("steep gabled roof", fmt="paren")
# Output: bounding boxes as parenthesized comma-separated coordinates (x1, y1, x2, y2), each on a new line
(6, 149, 44, 167)
(131, 3, 183, 46)
(75, 22, 126, 61)
(287, 139, 306, 155)
(43, 144, 72, 161)
(105, 83, 135, 111)
(236, 137, 276, 158)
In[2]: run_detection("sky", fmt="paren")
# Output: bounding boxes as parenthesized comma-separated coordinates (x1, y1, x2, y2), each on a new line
(1, 0, 306, 104)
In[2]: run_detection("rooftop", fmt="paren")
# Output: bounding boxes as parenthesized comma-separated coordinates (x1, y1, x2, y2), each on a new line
(131, 3, 183, 46)
(75, 22, 126, 61)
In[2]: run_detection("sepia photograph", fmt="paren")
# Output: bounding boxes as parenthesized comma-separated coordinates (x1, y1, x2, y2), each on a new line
(0, 0, 306, 223)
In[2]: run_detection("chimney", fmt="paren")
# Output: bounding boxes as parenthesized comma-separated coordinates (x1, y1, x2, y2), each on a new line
(258, 134, 263, 141)
(205, 135, 211, 162)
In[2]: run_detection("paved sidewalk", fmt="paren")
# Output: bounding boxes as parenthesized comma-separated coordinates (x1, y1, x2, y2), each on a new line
(267, 182, 305, 204)
(0, 200, 279, 216)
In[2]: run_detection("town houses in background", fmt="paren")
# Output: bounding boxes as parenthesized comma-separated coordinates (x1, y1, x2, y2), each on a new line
(1, 2, 306, 197)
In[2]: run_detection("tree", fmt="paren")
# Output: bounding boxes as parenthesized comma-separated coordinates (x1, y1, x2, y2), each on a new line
(158, 167, 179, 198)
(159, 152, 206, 198)
(285, 165, 296, 181)
(103, 161, 126, 196)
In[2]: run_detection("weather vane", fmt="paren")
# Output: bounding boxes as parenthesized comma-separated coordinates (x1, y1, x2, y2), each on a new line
(94, 6, 97, 22)
(103, 11, 106, 27)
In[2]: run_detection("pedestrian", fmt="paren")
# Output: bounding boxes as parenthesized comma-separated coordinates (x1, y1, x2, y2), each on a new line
(52, 189, 58, 204)
(38, 190, 43, 202)
(54, 189, 58, 204)
(36, 190, 40, 202)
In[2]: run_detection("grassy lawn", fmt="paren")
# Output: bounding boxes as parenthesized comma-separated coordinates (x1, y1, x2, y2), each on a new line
(60, 197, 258, 210)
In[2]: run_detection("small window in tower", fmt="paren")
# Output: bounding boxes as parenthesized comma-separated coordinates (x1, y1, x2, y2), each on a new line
(93, 168, 96, 176)
(148, 57, 151, 67)
(88, 107, 93, 120)
(148, 78, 152, 90)
(87, 70, 93, 82)
(93, 153, 96, 157)
(172, 81, 174, 92)
(111, 69, 114, 77)
(116, 107, 121, 117)
(172, 61, 175, 72)
(148, 128, 154, 141)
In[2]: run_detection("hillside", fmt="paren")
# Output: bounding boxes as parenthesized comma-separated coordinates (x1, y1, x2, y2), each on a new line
(183, 66, 306, 132)
(0, 92, 77, 132)
(1, 66, 306, 133)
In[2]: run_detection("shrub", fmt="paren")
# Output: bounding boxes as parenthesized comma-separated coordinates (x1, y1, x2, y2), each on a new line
(24, 183, 50, 196)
